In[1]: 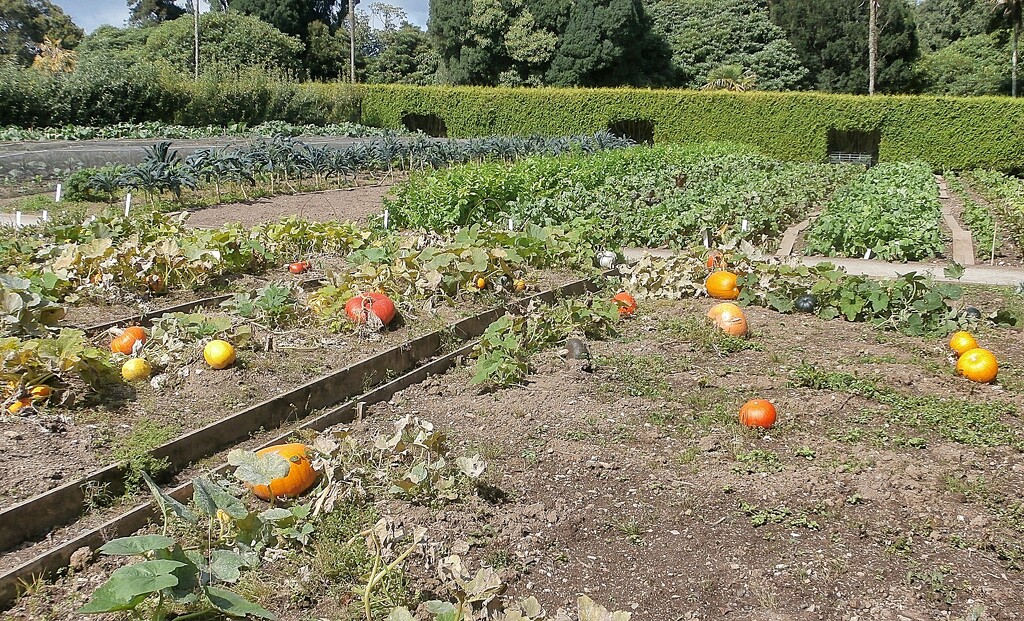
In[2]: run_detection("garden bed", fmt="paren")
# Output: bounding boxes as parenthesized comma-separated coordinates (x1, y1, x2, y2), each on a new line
(5, 289, 1024, 620)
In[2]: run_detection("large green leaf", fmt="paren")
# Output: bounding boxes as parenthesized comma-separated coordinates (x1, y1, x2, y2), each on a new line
(203, 585, 276, 619)
(99, 535, 176, 556)
(77, 560, 184, 614)
(142, 471, 197, 524)
(192, 476, 248, 519)
(228, 449, 291, 488)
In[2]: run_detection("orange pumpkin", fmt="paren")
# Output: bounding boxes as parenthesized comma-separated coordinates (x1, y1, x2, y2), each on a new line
(956, 348, 998, 383)
(707, 303, 748, 337)
(948, 331, 979, 356)
(249, 443, 319, 501)
(705, 271, 739, 300)
(739, 399, 777, 429)
(345, 293, 397, 326)
(110, 327, 147, 355)
(613, 292, 638, 317)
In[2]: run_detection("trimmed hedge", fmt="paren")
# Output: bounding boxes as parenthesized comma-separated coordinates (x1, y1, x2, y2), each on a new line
(360, 85, 1024, 172)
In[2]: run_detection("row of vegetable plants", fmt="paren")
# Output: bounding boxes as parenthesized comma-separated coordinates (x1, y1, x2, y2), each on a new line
(803, 162, 945, 262)
(959, 169, 1024, 256)
(384, 143, 861, 250)
(1, 206, 595, 437)
(0, 121, 398, 142)
(58, 132, 633, 207)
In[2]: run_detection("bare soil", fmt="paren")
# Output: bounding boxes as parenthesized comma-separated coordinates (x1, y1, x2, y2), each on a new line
(183, 184, 392, 229)
(7, 290, 1024, 621)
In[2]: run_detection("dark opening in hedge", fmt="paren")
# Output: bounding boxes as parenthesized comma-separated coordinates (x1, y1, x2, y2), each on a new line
(827, 128, 880, 166)
(402, 113, 447, 137)
(608, 119, 654, 144)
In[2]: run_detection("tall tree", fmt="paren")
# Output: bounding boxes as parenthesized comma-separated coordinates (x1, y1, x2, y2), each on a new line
(647, 0, 807, 90)
(994, 0, 1022, 95)
(545, 0, 672, 86)
(917, 32, 1009, 94)
(915, 0, 991, 52)
(869, 0, 878, 94)
(127, 0, 186, 26)
(0, 0, 83, 64)
(228, 0, 347, 40)
(771, 0, 919, 93)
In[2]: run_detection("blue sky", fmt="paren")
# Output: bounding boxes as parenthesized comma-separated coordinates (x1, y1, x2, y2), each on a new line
(55, 1, 430, 33)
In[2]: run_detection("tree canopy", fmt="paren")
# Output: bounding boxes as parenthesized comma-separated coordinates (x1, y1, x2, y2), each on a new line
(647, 0, 807, 90)
(770, 0, 919, 93)
(0, 0, 83, 65)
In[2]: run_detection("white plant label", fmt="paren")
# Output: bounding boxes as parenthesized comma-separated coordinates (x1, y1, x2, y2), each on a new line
(42, 210, 49, 222)
(742, 219, 749, 232)
(702, 229, 711, 248)
(383, 208, 390, 229)
(864, 248, 873, 259)
(55, 184, 62, 202)
(15, 211, 22, 228)
(125, 193, 132, 217)
(509, 218, 514, 231)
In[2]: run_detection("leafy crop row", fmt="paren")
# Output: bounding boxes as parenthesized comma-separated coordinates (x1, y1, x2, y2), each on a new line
(63, 132, 633, 204)
(0, 121, 398, 142)
(959, 169, 1024, 253)
(804, 162, 945, 262)
(386, 144, 859, 249)
(624, 252, 974, 336)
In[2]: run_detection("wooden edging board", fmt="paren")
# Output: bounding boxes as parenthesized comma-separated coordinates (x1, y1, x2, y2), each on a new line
(0, 272, 607, 609)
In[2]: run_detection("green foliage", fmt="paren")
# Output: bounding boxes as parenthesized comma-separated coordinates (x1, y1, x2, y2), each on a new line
(790, 364, 1022, 449)
(229, 0, 347, 41)
(805, 162, 945, 261)
(736, 261, 965, 335)
(0, 62, 363, 127)
(918, 33, 1010, 95)
(0, 120, 390, 142)
(360, 84, 1024, 172)
(78, 476, 284, 619)
(366, 24, 439, 85)
(127, 0, 185, 27)
(769, 0, 920, 93)
(624, 253, 967, 336)
(0, 0, 83, 66)
(142, 12, 305, 75)
(647, 0, 808, 90)
(222, 283, 302, 328)
(961, 169, 1024, 249)
(0, 328, 114, 394)
(915, 0, 993, 53)
(429, 0, 672, 87)
(386, 144, 858, 249)
(946, 174, 996, 260)
(0, 274, 65, 336)
(472, 296, 619, 387)
(545, 0, 674, 87)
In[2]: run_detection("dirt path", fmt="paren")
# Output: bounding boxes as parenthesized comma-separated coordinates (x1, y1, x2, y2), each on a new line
(183, 184, 393, 228)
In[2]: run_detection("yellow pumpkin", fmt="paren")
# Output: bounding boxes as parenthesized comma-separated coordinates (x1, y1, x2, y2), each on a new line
(956, 348, 998, 383)
(705, 271, 740, 300)
(204, 340, 236, 370)
(249, 443, 319, 500)
(707, 303, 748, 337)
(948, 331, 979, 356)
(122, 359, 153, 382)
